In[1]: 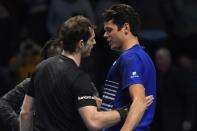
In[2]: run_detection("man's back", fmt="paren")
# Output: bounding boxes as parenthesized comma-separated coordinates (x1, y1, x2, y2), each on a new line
(27, 55, 90, 131)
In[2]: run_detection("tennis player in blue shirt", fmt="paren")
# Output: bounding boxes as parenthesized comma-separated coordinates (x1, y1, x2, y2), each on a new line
(101, 4, 156, 131)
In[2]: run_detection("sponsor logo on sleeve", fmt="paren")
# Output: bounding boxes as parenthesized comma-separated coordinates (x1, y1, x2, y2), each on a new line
(77, 96, 95, 100)
(130, 71, 139, 78)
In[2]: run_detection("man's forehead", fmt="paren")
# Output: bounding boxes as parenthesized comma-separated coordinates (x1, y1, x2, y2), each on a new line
(104, 20, 115, 28)
(89, 27, 95, 37)
(89, 26, 94, 32)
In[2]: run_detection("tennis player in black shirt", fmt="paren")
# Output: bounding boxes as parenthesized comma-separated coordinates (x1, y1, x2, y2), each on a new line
(19, 15, 131, 131)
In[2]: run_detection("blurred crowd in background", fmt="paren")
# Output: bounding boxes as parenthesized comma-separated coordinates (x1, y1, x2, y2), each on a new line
(0, 0, 197, 131)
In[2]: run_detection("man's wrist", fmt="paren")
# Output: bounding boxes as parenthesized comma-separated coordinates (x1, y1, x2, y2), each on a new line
(116, 106, 129, 122)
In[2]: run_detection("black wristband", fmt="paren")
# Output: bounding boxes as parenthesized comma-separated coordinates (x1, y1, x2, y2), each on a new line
(116, 106, 129, 122)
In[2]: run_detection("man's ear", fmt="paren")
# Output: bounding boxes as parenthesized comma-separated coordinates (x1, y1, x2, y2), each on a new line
(76, 40, 84, 52)
(78, 40, 85, 48)
(123, 23, 131, 34)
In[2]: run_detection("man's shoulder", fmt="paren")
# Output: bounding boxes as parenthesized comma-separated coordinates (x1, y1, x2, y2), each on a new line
(119, 51, 140, 63)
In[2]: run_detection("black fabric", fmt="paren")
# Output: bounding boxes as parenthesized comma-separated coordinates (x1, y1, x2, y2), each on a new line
(116, 105, 129, 123)
(0, 77, 30, 131)
(26, 55, 96, 131)
(1, 78, 30, 111)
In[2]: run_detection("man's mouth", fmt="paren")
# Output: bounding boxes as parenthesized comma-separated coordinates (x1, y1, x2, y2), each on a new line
(107, 39, 112, 44)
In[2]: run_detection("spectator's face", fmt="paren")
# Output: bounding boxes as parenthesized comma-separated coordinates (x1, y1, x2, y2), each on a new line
(155, 49, 171, 73)
(81, 28, 96, 57)
(104, 20, 124, 51)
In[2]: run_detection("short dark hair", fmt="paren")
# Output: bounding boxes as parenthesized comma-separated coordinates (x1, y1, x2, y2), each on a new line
(102, 4, 141, 36)
(58, 15, 95, 53)
(41, 39, 63, 60)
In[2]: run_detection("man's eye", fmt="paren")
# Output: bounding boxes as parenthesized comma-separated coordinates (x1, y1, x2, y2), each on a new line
(105, 28, 112, 33)
(107, 29, 112, 32)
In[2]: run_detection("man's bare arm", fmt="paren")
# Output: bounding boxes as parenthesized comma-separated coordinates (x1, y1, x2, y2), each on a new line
(78, 106, 121, 131)
(120, 84, 147, 131)
(19, 95, 34, 131)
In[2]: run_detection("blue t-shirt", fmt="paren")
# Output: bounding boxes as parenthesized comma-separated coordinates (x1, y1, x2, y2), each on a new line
(101, 45, 156, 131)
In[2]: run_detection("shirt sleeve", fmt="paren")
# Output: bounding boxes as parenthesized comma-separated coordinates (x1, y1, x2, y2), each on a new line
(0, 78, 30, 130)
(72, 72, 97, 108)
(26, 73, 35, 97)
(120, 54, 144, 89)
(1, 78, 29, 112)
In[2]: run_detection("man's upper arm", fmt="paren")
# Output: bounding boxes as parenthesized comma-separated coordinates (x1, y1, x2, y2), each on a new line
(128, 84, 146, 100)
(72, 72, 97, 108)
(120, 54, 144, 90)
(78, 105, 98, 130)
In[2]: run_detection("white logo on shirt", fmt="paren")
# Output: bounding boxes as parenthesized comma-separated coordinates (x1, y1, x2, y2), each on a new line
(130, 71, 139, 78)
(132, 72, 137, 75)
(77, 96, 94, 100)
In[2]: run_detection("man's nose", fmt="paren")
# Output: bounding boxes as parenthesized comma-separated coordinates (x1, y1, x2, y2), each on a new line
(104, 32, 108, 38)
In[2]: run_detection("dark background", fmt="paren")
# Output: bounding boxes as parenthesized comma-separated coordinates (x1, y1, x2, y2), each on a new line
(0, 0, 197, 131)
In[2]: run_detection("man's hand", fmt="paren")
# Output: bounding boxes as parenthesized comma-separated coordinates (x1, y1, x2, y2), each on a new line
(94, 96, 102, 109)
(145, 95, 154, 108)
(116, 95, 154, 123)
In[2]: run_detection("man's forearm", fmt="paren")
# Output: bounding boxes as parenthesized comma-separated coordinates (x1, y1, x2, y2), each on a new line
(120, 98, 146, 131)
(19, 111, 34, 131)
(94, 109, 121, 129)
(79, 106, 121, 130)
(20, 95, 35, 131)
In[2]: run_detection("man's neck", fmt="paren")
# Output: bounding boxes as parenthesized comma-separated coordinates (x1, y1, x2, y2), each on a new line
(62, 50, 81, 67)
(122, 35, 139, 51)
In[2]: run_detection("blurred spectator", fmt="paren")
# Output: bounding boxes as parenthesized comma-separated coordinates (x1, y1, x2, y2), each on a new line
(159, 0, 197, 58)
(10, 39, 41, 83)
(40, 39, 63, 59)
(151, 48, 195, 131)
(178, 55, 193, 69)
(177, 55, 197, 131)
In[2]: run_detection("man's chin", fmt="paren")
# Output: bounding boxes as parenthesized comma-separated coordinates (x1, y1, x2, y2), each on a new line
(82, 52, 91, 58)
(110, 45, 120, 51)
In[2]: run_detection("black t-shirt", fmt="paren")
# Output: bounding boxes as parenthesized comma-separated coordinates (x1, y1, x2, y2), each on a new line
(26, 55, 97, 131)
